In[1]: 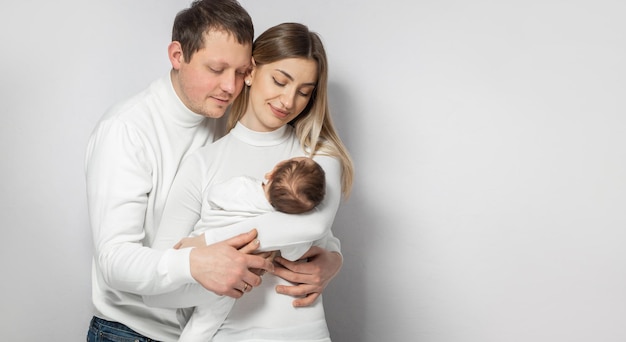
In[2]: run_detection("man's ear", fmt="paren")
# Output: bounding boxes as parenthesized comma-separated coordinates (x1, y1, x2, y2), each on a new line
(168, 41, 184, 70)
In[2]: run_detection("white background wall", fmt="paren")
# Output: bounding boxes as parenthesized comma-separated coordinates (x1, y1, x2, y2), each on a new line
(1, 1, 624, 341)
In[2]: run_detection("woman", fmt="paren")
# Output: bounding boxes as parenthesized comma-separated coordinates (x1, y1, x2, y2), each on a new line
(147, 22, 354, 341)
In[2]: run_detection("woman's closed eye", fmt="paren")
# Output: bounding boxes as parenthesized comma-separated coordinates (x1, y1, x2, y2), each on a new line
(272, 77, 286, 87)
(273, 77, 312, 97)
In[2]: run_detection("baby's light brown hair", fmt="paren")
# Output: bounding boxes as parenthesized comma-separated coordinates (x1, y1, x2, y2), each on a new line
(268, 158, 326, 214)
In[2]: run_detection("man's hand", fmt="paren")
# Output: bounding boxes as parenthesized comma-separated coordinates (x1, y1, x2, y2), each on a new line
(189, 229, 274, 299)
(272, 246, 342, 307)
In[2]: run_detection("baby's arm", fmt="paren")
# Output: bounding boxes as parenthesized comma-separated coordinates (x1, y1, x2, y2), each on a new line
(201, 155, 343, 260)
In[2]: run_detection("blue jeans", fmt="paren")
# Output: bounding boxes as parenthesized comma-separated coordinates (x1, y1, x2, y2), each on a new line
(86, 316, 161, 342)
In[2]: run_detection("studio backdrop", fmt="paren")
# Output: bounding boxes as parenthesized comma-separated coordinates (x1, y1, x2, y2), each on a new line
(1, 0, 624, 341)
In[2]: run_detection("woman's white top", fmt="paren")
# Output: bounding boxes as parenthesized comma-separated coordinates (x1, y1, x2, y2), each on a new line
(148, 123, 343, 341)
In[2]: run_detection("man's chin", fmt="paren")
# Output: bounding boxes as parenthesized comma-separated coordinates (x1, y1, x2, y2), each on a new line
(199, 109, 227, 119)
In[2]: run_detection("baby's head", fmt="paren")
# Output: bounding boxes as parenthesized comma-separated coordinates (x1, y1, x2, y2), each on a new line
(264, 157, 326, 214)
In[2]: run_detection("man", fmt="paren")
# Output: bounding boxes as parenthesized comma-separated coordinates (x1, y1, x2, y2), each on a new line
(85, 1, 342, 341)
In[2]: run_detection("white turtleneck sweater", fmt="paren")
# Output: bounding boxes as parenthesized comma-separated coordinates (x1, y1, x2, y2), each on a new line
(86, 73, 226, 341)
(147, 123, 342, 341)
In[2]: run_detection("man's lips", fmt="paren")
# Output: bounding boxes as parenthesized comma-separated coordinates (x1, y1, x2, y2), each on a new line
(211, 95, 230, 104)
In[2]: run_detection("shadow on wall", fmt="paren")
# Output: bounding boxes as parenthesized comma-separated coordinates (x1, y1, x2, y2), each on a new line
(325, 196, 379, 341)
(323, 81, 378, 341)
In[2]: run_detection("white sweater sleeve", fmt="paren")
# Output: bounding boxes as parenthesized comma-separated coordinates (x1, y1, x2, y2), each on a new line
(202, 155, 343, 259)
(150, 153, 205, 252)
(143, 149, 221, 308)
(85, 119, 192, 296)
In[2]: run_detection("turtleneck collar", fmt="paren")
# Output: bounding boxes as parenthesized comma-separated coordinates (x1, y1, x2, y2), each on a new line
(158, 72, 207, 128)
(230, 122, 293, 146)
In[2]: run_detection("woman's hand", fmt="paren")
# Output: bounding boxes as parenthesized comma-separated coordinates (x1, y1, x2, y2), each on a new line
(272, 246, 342, 307)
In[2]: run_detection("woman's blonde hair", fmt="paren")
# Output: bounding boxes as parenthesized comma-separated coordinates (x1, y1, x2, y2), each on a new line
(228, 23, 354, 197)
